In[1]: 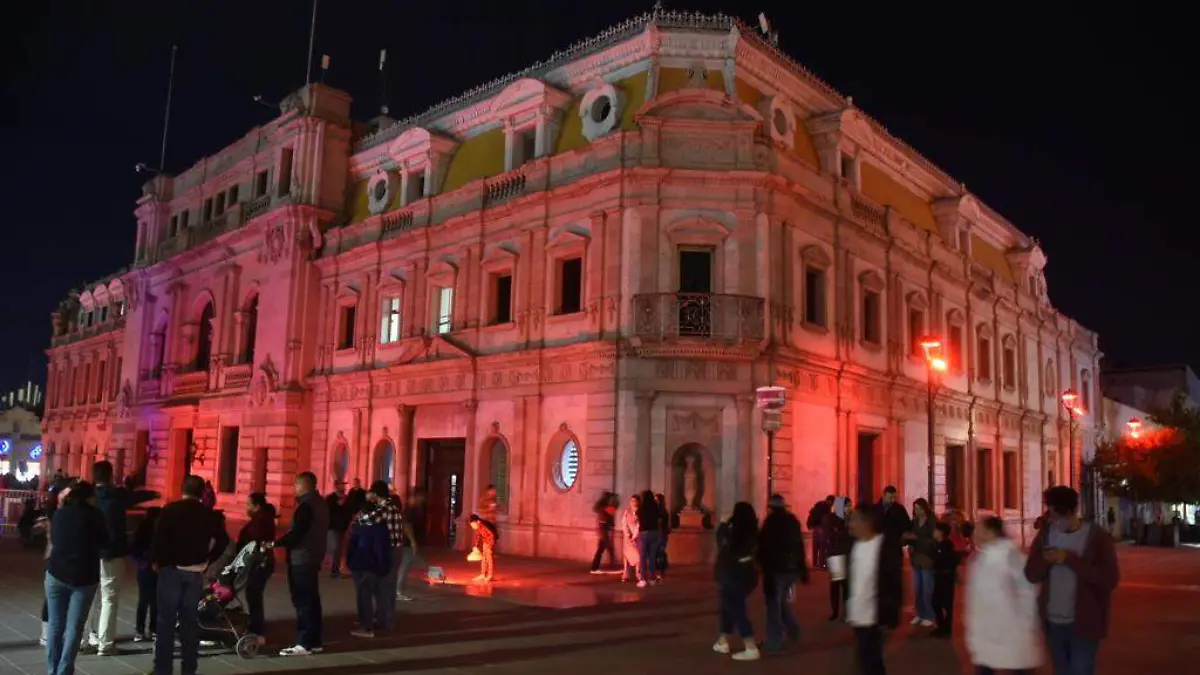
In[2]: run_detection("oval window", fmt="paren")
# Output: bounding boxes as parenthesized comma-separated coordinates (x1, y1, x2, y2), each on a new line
(553, 438, 580, 490)
(373, 179, 388, 202)
(773, 108, 788, 136)
(590, 96, 612, 124)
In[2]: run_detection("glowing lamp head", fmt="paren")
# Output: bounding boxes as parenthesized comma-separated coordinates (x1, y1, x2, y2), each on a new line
(930, 357, 948, 373)
(1127, 417, 1142, 438)
(918, 336, 942, 352)
(1061, 389, 1079, 405)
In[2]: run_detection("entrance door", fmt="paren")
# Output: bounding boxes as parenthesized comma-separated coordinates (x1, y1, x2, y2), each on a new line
(945, 445, 965, 512)
(856, 432, 880, 507)
(422, 439, 466, 547)
(677, 248, 714, 336)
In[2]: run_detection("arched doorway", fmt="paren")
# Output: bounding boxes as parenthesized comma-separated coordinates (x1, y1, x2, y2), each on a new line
(195, 302, 215, 371)
(374, 439, 396, 485)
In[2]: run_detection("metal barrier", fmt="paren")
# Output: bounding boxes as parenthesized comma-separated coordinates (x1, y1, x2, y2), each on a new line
(0, 489, 45, 538)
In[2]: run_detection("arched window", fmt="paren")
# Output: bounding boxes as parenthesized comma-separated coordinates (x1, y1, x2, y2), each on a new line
(484, 437, 509, 507)
(374, 439, 396, 485)
(242, 295, 259, 364)
(331, 443, 350, 484)
(1081, 369, 1092, 411)
(552, 436, 580, 491)
(195, 302, 215, 371)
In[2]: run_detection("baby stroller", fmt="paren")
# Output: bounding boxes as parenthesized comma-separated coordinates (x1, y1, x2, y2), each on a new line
(198, 541, 270, 658)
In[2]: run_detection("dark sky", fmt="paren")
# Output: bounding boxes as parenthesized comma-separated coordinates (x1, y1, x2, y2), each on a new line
(1, 1, 1194, 390)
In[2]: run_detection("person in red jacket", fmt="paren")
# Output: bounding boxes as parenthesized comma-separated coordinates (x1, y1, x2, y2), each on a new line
(1024, 486, 1119, 675)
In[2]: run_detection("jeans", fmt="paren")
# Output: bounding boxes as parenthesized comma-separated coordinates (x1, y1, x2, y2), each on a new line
(812, 527, 826, 568)
(637, 530, 661, 582)
(376, 547, 400, 629)
(397, 545, 425, 592)
(45, 573, 97, 675)
(84, 557, 122, 650)
(912, 568, 935, 621)
(854, 625, 887, 675)
(932, 573, 955, 634)
(326, 530, 346, 575)
(591, 529, 615, 571)
(763, 573, 799, 649)
(154, 566, 205, 675)
(718, 582, 754, 638)
(353, 571, 381, 630)
(135, 566, 158, 635)
(1045, 622, 1099, 675)
(658, 534, 669, 577)
(245, 560, 273, 636)
(830, 579, 848, 618)
(976, 668, 1032, 675)
(286, 563, 323, 649)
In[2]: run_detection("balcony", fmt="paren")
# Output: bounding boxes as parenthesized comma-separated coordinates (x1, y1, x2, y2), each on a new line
(222, 363, 252, 390)
(632, 293, 765, 343)
(172, 370, 209, 397)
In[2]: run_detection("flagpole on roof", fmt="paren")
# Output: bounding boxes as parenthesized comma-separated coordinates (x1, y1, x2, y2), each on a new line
(304, 0, 319, 87)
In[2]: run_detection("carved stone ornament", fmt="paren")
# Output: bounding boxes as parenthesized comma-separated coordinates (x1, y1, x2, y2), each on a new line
(116, 381, 133, 419)
(248, 355, 279, 407)
(259, 222, 289, 264)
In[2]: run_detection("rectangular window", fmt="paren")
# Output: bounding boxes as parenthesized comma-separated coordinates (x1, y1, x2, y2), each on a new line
(169, 215, 179, 238)
(99, 306, 108, 324)
(95, 360, 107, 403)
(215, 192, 226, 216)
(228, 184, 239, 205)
(948, 324, 964, 372)
(978, 336, 992, 381)
(278, 148, 294, 197)
(946, 445, 965, 510)
(958, 229, 970, 254)
(1003, 346, 1016, 389)
(218, 426, 240, 493)
(804, 267, 827, 327)
(111, 357, 121, 399)
(977, 447, 994, 510)
(492, 274, 513, 324)
(519, 130, 537, 166)
(380, 297, 401, 344)
(407, 172, 425, 203)
(862, 291, 881, 345)
(203, 198, 213, 222)
(80, 364, 91, 405)
(1002, 451, 1019, 510)
(908, 308, 925, 356)
(180, 210, 190, 229)
(436, 287, 454, 334)
(255, 170, 269, 197)
(338, 305, 357, 350)
(840, 152, 857, 186)
(558, 257, 583, 314)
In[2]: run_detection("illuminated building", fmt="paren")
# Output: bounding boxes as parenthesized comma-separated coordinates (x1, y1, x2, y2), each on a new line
(42, 9, 1100, 557)
(0, 407, 44, 482)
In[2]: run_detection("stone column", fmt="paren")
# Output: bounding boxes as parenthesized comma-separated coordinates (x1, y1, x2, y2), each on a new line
(635, 392, 656, 493)
(395, 404, 415, 493)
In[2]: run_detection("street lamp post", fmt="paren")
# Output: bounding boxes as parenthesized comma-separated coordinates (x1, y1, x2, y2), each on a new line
(756, 386, 786, 502)
(1061, 390, 1082, 487)
(919, 336, 948, 511)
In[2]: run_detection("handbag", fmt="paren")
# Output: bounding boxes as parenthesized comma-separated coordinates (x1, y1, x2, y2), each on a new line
(467, 547, 482, 562)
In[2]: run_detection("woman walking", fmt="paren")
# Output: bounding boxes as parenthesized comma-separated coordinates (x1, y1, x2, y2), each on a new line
(635, 490, 661, 587)
(966, 517, 1041, 675)
(824, 496, 853, 621)
(237, 493, 277, 642)
(712, 501, 760, 661)
(905, 498, 936, 627)
(45, 482, 109, 675)
(621, 494, 641, 582)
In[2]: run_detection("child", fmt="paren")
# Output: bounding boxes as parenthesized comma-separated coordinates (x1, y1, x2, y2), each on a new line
(131, 507, 162, 642)
(468, 513, 497, 582)
(931, 522, 961, 638)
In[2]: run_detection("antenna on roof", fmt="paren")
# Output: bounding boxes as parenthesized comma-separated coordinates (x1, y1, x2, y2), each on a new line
(304, 0, 319, 87)
(320, 54, 330, 83)
(135, 45, 177, 175)
(378, 48, 389, 116)
(757, 13, 779, 46)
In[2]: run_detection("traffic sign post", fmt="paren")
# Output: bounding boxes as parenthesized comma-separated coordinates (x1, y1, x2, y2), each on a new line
(756, 386, 787, 500)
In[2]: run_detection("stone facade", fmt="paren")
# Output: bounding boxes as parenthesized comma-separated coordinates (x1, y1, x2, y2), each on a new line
(42, 9, 1100, 558)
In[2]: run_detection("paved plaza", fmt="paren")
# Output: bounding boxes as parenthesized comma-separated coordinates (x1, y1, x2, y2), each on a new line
(0, 543, 1196, 675)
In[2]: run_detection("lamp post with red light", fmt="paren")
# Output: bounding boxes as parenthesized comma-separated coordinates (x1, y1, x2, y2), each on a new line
(919, 336, 948, 509)
(1127, 417, 1142, 440)
(1060, 389, 1082, 488)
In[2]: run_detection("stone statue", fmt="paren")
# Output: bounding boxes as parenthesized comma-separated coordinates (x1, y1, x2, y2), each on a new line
(682, 452, 702, 510)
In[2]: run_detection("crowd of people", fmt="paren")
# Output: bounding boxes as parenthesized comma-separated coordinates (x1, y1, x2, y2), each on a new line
(29, 462, 1120, 675)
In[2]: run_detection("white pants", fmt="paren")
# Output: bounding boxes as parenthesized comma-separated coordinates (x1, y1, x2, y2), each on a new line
(84, 558, 123, 649)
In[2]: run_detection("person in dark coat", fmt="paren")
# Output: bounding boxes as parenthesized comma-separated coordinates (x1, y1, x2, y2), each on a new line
(45, 482, 109, 675)
(824, 496, 854, 621)
(275, 471, 330, 657)
(590, 492, 618, 573)
(347, 501, 393, 639)
(635, 489, 661, 586)
(129, 507, 161, 642)
(237, 493, 277, 640)
(325, 482, 351, 578)
(757, 494, 809, 652)
(713, 502, 761, 661)
(930, 522, 961, 637)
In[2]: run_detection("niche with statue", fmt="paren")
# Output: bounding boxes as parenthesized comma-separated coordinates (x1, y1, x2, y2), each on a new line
(670, 443, 716, 529)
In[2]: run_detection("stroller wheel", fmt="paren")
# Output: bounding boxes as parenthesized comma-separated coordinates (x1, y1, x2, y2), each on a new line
(235, 635, 261, 659)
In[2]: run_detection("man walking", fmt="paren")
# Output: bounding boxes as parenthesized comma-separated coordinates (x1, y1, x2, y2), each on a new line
(276, 472, 330, 657)
(83, 460, 157, 655)
(758, 494, 809, 652)
(359, 481, 403, 628)
(1025, 486, 1120, 675)
(807, 495, 834, 569)
(325, 481, 351, 578)
(150, 475, 229, 675)
(397, 489, 428, 600)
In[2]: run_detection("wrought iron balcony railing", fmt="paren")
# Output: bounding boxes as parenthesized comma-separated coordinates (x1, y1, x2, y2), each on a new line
(633, 292, 765, 342)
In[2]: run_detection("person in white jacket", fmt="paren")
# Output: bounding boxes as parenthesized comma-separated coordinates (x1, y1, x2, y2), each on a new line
(966, 516, 1043, 675)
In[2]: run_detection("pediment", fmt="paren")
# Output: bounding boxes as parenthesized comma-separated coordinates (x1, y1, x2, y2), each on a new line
(491, 77, 571, 116)
(377, 274, 407, 293)
(546, 225, 591, 251)
(481, 244, 519, 269)
(386, 127, 458, 167)
(637, 90, 763, 124)
(666, 216, 732, 244)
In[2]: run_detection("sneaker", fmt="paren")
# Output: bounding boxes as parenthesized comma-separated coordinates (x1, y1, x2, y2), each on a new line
(473, 574, 487, 582)
(636, 580, 647, 588)
(590, 570, 604, 575)
(350, 629, 375, 639)
(909, 617, 922, 626)
(97, 646, 124, 656)
(133, 633, 149, 643)
(732, 646, 761, 661)
(396, 592, 414, 601)
(279, 645, 313, 657)
(712, 637, 731, 654)
(919, 619, 935, 628)
(38, 636, 47, 647)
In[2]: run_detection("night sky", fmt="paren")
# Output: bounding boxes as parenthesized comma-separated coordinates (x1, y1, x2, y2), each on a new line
(1, 1, 1193, 391)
